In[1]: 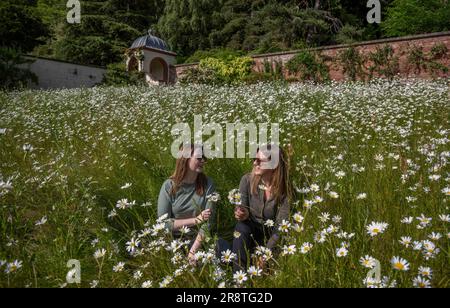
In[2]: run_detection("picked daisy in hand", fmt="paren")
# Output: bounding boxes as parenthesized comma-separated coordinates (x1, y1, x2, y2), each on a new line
(207, 192, 221, 203)
(228, 189, 242, 206)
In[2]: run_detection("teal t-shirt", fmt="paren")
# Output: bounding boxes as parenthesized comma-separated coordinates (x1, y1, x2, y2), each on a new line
(157, 177, 216, 238)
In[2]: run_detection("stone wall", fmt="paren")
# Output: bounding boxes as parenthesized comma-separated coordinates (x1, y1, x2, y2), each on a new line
(20, 56, 106, 89)
(175, 32, 450, 81)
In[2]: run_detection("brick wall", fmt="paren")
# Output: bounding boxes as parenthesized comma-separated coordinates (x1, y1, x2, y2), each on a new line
(175, 32, 450, 82)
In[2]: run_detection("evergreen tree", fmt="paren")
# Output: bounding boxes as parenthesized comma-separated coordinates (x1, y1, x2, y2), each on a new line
(53, 0, 164, 66)
(157, 0, 223, 57)
(0, 0, 49, 52)
(0, 0, 46, 88)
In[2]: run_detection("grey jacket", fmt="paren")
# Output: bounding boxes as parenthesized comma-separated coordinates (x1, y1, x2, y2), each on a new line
(239, 173, 290, 249)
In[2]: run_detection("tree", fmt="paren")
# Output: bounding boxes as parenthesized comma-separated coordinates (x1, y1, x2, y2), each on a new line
(0, 0, 46, 89)
(382, 0, 450, 37)
(208, 0, 349, 54)
(0, 1, 49, 52)
(0, 48, 38, 89)
(157, 0, 224, 57)
(53, 0, 164, 66)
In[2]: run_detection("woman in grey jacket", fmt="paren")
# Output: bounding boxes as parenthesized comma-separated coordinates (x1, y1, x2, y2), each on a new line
(233, 144, 291, 272)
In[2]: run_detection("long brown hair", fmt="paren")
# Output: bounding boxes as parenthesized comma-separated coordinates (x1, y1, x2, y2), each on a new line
(170, 144, 208, 196)
(250, 144, 291, 204)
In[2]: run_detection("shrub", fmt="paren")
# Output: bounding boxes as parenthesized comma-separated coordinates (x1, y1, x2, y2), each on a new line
(338, 47, 366, 81)
(407, 44, 449, 77)
(179, 56, 254, 85)
(184, 49, 245, 64)
(367, 45, 400, 80)
(286, 50, 330, 82)
(101, 62, 147, 86)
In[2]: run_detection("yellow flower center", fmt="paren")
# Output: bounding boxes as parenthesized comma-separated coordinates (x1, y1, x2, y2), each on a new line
(394, 263, 404, 270)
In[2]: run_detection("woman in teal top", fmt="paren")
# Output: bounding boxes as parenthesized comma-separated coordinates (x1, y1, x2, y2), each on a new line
(157, 144, 216, 265)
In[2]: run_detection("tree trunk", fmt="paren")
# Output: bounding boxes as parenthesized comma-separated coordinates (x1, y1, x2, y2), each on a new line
(306, 0, 321, 45)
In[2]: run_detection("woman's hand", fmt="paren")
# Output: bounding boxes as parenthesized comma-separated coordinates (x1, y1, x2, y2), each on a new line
(196, 209, 212, 224)
(188, 251, 197, 267)
(235, 206, 249, 221)
(256, 256, 266, 269)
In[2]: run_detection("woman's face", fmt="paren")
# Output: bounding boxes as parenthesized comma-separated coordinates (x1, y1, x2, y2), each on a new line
(253, 150, 273, 177)
(188, 148, 206, 173)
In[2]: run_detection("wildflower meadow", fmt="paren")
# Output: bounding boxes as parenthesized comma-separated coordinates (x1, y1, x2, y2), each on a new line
(0, 79, 449, 288)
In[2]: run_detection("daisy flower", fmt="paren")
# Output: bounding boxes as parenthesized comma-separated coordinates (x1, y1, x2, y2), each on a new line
(335, 171, 346, 179)
(126, 237, 141, 254)
(228, 189, 242, 206)
(418, 266, 432, 278)
(248, 266, 262, 278)
(356, 193, 367, 200)
(278, 220, 291, 233)
(366, 221, 388, 237)
(360, 255, 377, 269)
(142, 280, 153, 288)
(113, 262, 125, 272)
(159, 276, 173, 288)
(156, 213, 169, 223)
(300, 242, 313, 254)
(281, 245, 297, 256)
(416, 214, 432, 227)
(428, 232, 442, 241)
(108, 209, 117, 219)
(221, 250, 236, 264)
(428, 174, 440, 181)
(318, 212, 330, 223)
(310, 184, 320, 192)
(35, 216, 48, 226)
(336, 247, 348, 257)
(264, 219, 275, 227)
(233, 270, 248, 285)
(293, 213, 304, 224)
(133, 270, 143, 280)
(94, 248, 106, 259)
(292, 223, 303, 233)
(442, 187, 450, 196)
(303, 200, 314, 209)
(332, 215, 342, 224)
(207, 192, 220, 202)
(313, 196, 323, 204)
(400, 217, 413, 224)
(438, 214, 450, 222)
(399, 236, 412, 248)
(391, 256, 409, 271)
(116, 198, 135, 210)
(180, 226, 191, 235)
(5, 260, 22, 274)
(326, 224, 339, 234)
(413, 276, 431, 288)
